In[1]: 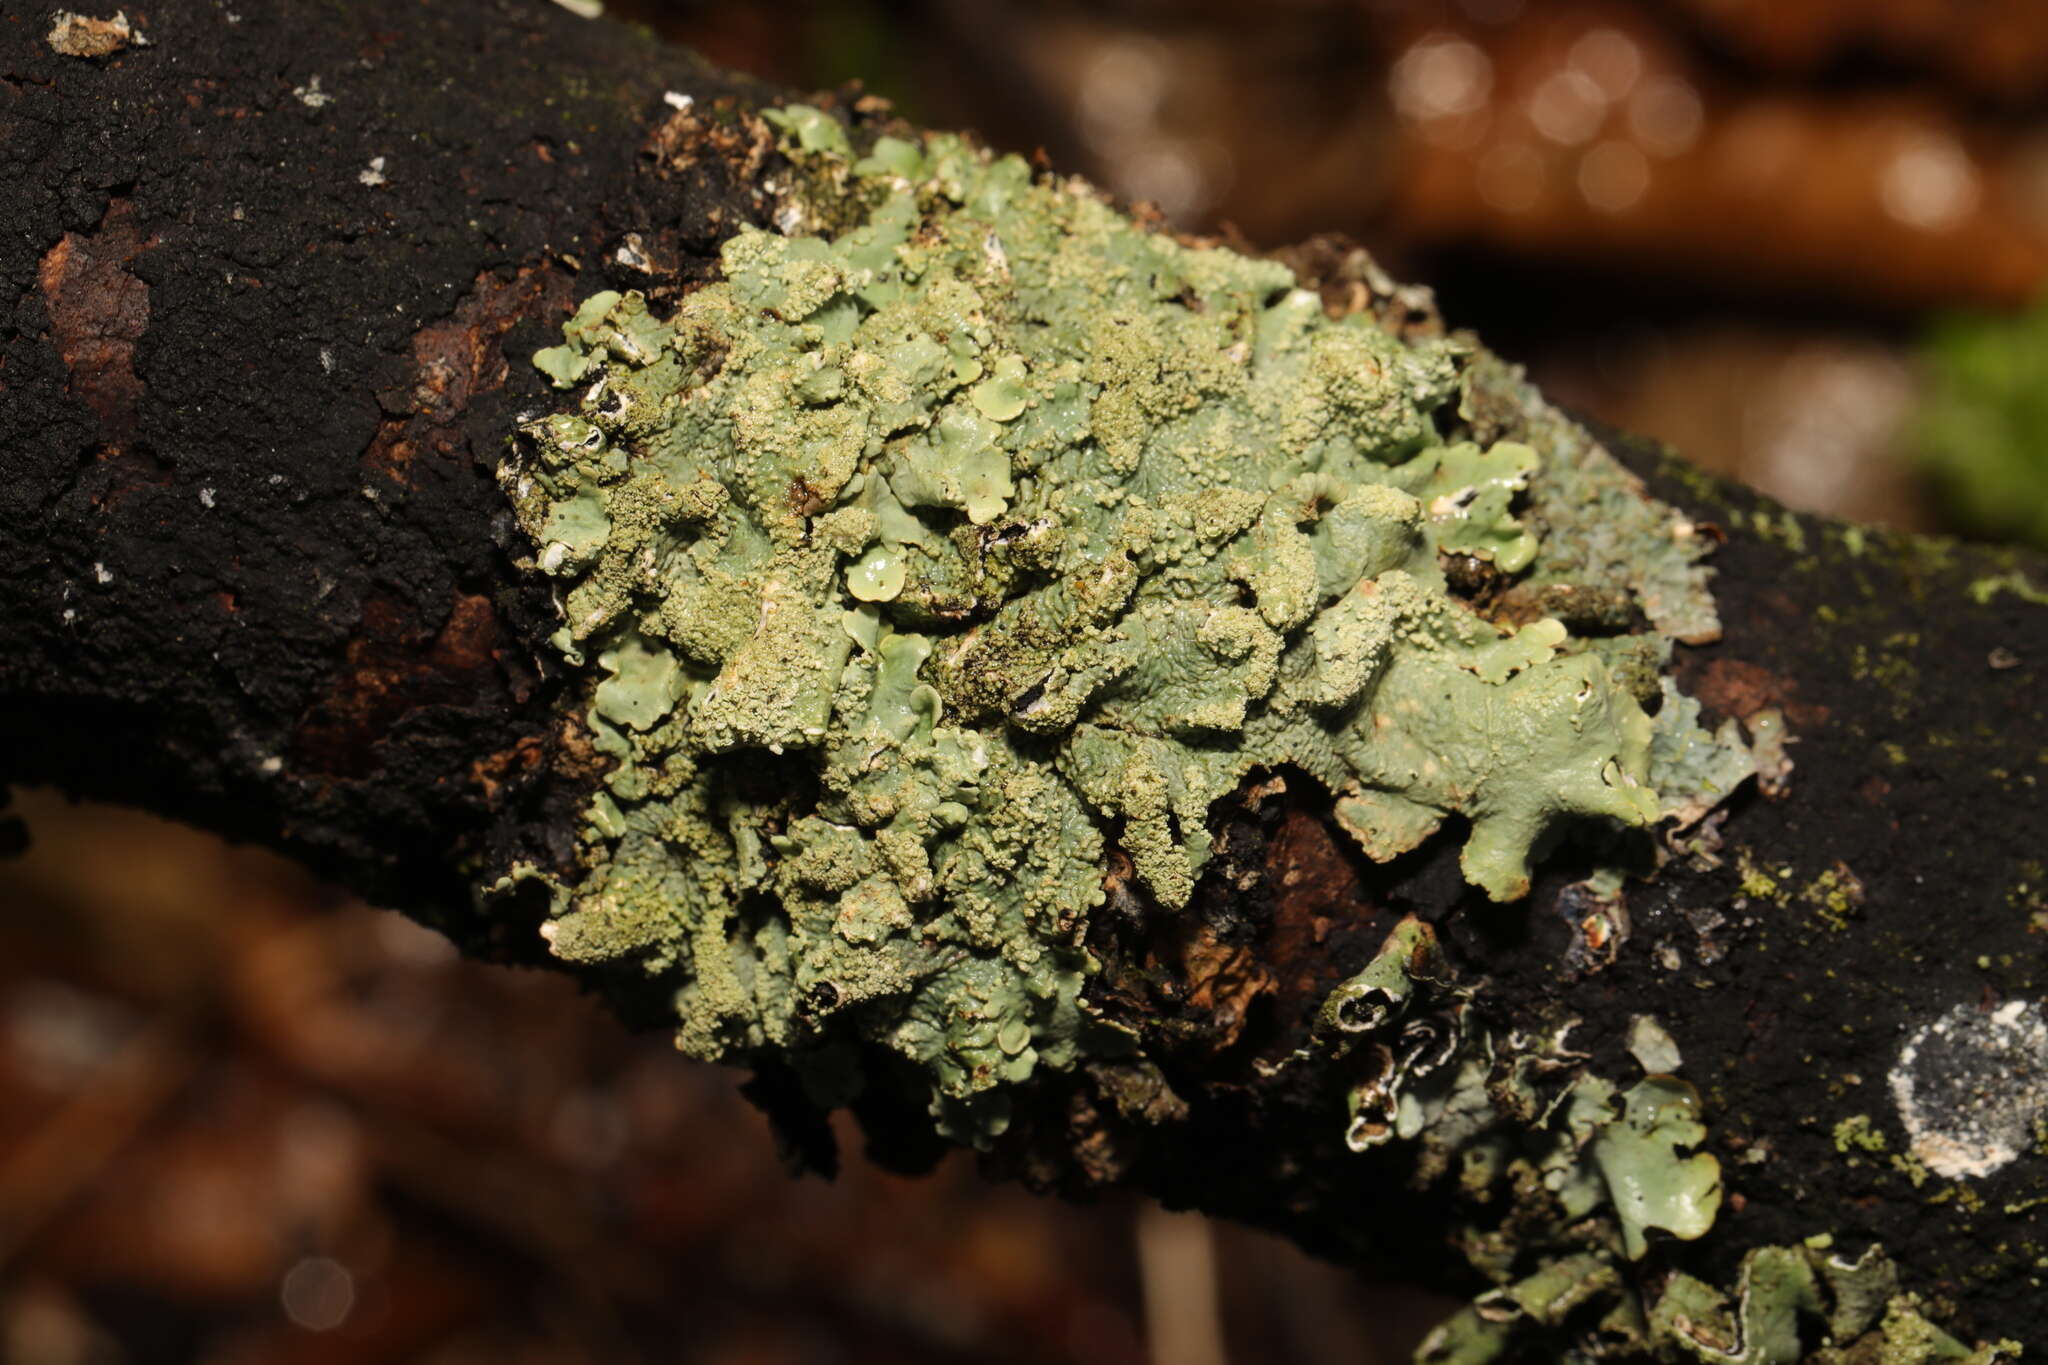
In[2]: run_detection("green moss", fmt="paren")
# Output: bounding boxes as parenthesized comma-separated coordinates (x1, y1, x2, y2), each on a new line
(1909, 299, 2048, 553)
(497, 108, 1734, 1146)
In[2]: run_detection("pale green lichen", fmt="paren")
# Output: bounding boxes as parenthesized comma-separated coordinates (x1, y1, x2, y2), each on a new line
(1591, 1074, 1724, 1259)
(1649, 677, 1759, 828)
(1306, 915, 2010, 1363)
(499, 108, 1730, 1145)
(1311, 919, 1720, 1288)
(1422, 1238, 2018, 1363)
(1306, 918, 2012, 1362)
(1649, 1245, 2018, 1365)
(1463, 348, 1723, 646)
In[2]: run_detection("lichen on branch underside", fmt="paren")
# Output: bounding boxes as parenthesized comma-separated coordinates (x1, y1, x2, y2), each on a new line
(493, 106, 1738, 1145)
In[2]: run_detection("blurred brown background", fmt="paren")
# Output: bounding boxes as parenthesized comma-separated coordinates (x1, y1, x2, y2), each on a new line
(6, 2, 2048, 1362)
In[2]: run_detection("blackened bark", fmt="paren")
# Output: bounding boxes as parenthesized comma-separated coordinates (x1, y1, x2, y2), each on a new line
(3, 0, 2046, 1348)
(1, 0, 780, 951)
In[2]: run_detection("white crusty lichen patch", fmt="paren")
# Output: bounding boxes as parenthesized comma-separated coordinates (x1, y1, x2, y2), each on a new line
(496, 107, 1731, 1143)
(1890, 1000, 2048, 1180)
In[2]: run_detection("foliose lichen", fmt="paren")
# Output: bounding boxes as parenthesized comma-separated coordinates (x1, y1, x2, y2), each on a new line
(1312, 917, 1731, 1334)
(1322, 910, 2017, 1361)
(1419, 1221, 2019, 1362)
(498, 107, 1722, 1145)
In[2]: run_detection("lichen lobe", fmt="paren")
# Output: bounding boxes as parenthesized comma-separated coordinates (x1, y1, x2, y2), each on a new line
(499, 110, 1705, 1143)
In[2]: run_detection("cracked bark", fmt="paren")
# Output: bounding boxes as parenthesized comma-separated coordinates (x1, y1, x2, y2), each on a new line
(2, 0, 2045, 1353)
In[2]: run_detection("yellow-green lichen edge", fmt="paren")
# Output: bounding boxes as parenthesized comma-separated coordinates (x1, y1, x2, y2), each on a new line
(500, 108, 1713, 1145)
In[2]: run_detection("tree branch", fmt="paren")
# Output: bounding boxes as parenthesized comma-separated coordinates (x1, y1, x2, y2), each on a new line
(3, 2, 2044, 1357)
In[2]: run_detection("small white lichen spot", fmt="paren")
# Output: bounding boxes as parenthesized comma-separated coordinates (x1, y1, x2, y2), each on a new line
(1890, 1000, 2048, 1179)
(294, 75, 334, 109)
(319, 347, 335, 374)
(1627, 1014, 1683, 1074)
(1746, 708, 1793, 798)
(93, 562, 114, 585)
(358, 156, 387, 188)
(199, 487, 216, 509)
(48, 10, 134, 58)
(550, 0, 603, 17)
(662, 91, 694, 113)
(260, 755, 284, 775)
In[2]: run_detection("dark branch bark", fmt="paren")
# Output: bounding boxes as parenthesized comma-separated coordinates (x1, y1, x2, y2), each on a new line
(4, 1, 2046, 1353)
(2, 0, 777, 948)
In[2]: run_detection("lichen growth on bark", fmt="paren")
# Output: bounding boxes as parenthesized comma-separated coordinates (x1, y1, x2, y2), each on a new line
(1420, 1237, 2018, 1363)
(497, 108, 1729, 1144)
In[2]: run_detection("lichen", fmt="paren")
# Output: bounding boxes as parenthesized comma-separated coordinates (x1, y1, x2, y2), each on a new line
(1592, 1075, 1724, 1260)
(1890, 1000, 2048, 1181)
(1461, 350, 1723, 645)
(1310, 918, 1735, 1350)
(1422, 1238, 2019, 1364)
(1312, 916, 1487, 1156)
(1649, 1246, 2018, 1364)
(498, 107, 1729, 1145)
(1313, 919, 1997, 1360)
(1649, 678, 1758, 828)
(47, 9, 138, 58)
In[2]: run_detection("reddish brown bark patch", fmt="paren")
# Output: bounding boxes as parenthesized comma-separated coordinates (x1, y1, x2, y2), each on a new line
(643, 98, 776, 182)
(1261, 805, 1384, 1037)
(1176, 926, 1275, 1054)
(292, 592, 506, 779)
(1685, 656, 1829, 728)
(38, 198, 151, 447)
(364, 266, 570, 485)
(470, 736, 548, 803)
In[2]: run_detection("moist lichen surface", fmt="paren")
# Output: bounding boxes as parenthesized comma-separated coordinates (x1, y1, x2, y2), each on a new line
(498, 110, 1716, 1144)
